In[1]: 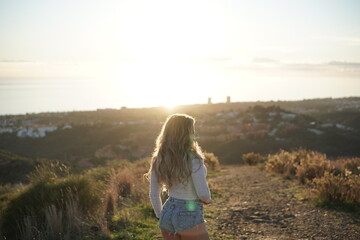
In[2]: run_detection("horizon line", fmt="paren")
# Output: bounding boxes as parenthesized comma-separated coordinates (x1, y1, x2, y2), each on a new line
(1, 95, 359, 117)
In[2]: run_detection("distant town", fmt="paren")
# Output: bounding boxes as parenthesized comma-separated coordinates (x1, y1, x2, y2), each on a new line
(0, 96, 359, 140)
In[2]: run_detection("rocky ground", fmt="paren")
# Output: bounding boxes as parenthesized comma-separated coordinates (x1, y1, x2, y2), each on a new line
(205, 165, 360, 240)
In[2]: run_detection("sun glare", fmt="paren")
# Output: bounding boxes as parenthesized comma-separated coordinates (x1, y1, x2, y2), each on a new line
(91, 0, 230, 109)
(99, 60, 221, 108)
(118, 0, 226, 62)
(162, 102, 177, 110)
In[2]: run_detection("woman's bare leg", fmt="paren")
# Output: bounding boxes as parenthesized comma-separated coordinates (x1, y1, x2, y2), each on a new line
(161, 230, 181, 240)
(177, 222, 210, 240)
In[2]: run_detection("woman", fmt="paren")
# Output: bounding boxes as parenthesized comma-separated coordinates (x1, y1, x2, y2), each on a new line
(145, 113, 212, 240)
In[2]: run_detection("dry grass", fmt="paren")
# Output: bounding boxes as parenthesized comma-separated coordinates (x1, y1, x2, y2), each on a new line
(265, 149, 297, 179)
(102, 160, 149, 223)
(312, 172, 360, 205)
(1, 154, 221, 239)
(265, 148, 360, 208)
(295, 151, 333, 184)
(18, 196, 92, 240)
(242, 152, 264, 165)
(203, 152, 221, 171)
(334, 157, 360, 175)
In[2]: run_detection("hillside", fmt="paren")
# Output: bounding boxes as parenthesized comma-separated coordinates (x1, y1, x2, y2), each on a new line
(0, 147, 358, 239)
(312, 110, 360, 131)
(0, 99, 359, 177)
(206, 165, 360, 240)
(0, 150, 38, 185)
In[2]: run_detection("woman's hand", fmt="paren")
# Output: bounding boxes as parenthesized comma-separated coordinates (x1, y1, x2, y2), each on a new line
(202, 200, 211, 205)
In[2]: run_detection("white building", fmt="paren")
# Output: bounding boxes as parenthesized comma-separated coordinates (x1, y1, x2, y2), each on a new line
(62, 124, 73, 129)
(335, 123, 353, 131)
(268, 128, 278, 136)
(307, 128, 324, 135)
(320, 123, 334, 128)
(17, 126, 58, 138)
(111, 121, 124, 126)
(0, 128, 13, 134)
(268, 112, 278, 117)
(280, 112, 296, 119)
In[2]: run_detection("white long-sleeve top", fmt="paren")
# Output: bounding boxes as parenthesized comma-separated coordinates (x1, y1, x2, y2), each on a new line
(149, 158, 212, 218)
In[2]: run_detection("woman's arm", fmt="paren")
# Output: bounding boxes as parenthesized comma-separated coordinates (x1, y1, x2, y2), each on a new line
(191, 158, 212, 203)
(149, 169, 162, 218)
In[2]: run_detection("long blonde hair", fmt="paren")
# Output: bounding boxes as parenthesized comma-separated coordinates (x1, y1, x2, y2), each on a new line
(145, 113, 205, 188)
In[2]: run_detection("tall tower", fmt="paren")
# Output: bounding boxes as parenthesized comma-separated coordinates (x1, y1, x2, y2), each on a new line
(208, 97, 212, 104)
(227, 96, 231, 103)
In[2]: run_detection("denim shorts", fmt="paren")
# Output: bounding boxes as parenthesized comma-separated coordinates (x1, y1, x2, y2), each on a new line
(158, 196, 205, 234)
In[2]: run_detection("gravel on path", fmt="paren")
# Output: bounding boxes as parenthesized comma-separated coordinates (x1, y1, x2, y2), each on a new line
(205, 165, 360, 240)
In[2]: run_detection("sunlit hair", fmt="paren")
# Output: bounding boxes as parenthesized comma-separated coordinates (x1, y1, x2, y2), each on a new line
(145, 113, 205, 188)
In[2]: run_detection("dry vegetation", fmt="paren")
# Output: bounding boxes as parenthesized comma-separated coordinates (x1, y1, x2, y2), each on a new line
(0, 158, 156, 240)
(1, 146, 358, 239)
(203, 151, 221, 171)
(264, 148, 360, 210)
(0, 152, 221, 240)
(241, 152, 265, 166)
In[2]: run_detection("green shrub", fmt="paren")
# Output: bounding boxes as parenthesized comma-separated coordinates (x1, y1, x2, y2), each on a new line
(16, 196, 94, 240)
(0, 184, 13, 196)
(26, 159, 71, 184)
(0, 184, 15, 219)
(0, 149, 37, 185)
(1, 156, 201, 239)
(1, 174, 103, 239)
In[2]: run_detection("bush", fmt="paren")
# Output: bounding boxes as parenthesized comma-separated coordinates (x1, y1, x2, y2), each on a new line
(265, 148, 335, 183)
(103, 167, 135, 220)
(0, 184, 15, 218)
(335, 158, 360, 175)
(312, 171, 360, 206)
(295, 151, 333, 184)
(17, 196, 94, 240)
(102, 159, 151, 227)
(26, 159, 71, 184)
(265, 148, 360, 210)
(203, 152, 221, 171)
(242, 152, 264, 165)
(0, 149, 37, 185)
(1, 154, 216, 239)
(265, 149, 297, 179)
(1, 174, 103, 239)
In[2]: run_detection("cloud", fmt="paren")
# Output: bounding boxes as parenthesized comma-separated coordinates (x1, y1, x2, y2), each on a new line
(284, 61, 360, 72)
(1, 56, 359, 80)
(0, 60, 99, 79)
(181, 56, 232, 63)
(308, 36, 360, 47)
(251, 58, 279, 63)
(0, 59, 38, 63)
(225, 57, 360, 76)
(327, 61, 360, 67)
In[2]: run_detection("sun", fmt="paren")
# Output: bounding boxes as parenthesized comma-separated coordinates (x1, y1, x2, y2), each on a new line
(98, 58, 222, 109)
(94, 1, 228, 108)
(162, 102, 178, 110)
(107, 60, 211, 107)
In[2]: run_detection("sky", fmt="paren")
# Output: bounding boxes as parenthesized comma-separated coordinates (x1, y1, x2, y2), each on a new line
(0, 0, 360, 114)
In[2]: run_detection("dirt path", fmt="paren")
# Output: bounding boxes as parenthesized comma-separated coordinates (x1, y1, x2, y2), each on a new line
(205, 165, 360, 240)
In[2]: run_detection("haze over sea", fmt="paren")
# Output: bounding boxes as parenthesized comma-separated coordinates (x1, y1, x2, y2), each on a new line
(1, 74, 359, 115)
